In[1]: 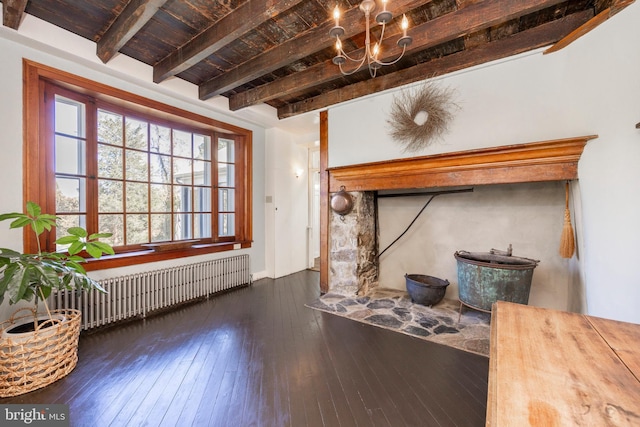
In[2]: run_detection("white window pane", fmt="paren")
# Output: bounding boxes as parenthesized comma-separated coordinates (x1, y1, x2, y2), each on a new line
(55, 136, 86, 175)
(98, 180, 123, 213)
(150, 154, 171, 183)
(194, 214, 211, 239)
(98, 110, 123, 146)
(194, 134, 211, 160)
(193, 160, 210, 185)
(150, 184, 171, 212)
(98, 144, 123, 179)
(218, 164, 235, 187)
(125, 118, 148, 150)
(150, 124, 171, 154)
(174, 213, 192, 240)
(218, 213, 235, 237)
(151, 214, 171, 242)
(173, 186, 192, 212)
(126, 150, 148, 181)
(99, 214, 124, 246)
(173, 158, 192, 184)
(55, 96, 85, 138)
(218, 188, 235, 211)
(218, 138, 234, 163)
(194, 187, 211, 212)
(173, 130, 192, 158)
(126, 214, 149, 244)
(126, 182, 148, 213)
(56, 177, 86, 213)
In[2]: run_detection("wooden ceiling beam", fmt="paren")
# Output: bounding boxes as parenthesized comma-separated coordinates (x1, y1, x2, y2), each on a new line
(543, 0, 635, 54)
(2, 0, 28, 29)
(198, 0, 429, 100)
(230, 0, 568, 111)
(153, 0, 305, 83)
(595, 0, 635, 14)
(277, 9, 593, 119)
(97, 0, 169, 63)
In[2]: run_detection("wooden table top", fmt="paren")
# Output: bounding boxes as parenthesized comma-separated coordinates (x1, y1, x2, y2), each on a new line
(487, 301, 640, 426)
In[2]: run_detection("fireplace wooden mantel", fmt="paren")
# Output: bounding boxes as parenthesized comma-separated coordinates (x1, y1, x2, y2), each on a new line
(327, 135, 597, 193)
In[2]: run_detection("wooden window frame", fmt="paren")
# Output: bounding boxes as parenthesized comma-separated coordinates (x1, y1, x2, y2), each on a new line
(23, 60, 253, 271)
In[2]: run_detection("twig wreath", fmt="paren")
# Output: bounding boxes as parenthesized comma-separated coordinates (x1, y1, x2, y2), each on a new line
(387, 82, 458, 152)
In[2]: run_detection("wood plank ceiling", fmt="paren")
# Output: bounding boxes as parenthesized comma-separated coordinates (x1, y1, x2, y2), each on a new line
(2, 0, 634, 119)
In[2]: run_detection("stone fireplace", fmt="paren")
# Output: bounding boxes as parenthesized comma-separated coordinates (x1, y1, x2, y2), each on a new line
(322, 136, 594, 312)
(329, 191, 377, 296)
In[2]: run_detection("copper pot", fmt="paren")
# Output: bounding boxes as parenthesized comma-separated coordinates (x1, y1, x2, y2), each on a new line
(330, 186, 353, 216)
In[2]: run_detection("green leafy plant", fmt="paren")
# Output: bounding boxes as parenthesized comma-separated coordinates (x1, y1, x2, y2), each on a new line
(0, 201, 114, 307)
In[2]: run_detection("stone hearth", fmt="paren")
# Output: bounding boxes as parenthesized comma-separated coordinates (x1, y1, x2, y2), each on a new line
(308, 288, 491, 356)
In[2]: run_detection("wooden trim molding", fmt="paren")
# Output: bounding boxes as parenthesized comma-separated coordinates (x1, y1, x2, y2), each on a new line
(22, 59, 253, 268)
(328, 136, 597, 193)
(319, 110, 329, 294)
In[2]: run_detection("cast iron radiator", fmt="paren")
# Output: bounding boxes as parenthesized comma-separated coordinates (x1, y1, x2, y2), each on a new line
(47, 254, 251, 331)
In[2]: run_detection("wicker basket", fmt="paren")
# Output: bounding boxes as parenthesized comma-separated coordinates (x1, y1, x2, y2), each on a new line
(0, 308, 81, 398)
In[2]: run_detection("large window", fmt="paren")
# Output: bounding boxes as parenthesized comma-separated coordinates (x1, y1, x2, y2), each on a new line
(24, 61, 252, 269)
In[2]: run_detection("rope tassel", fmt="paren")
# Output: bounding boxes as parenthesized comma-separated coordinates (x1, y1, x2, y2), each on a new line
(559, 181, 575, 258)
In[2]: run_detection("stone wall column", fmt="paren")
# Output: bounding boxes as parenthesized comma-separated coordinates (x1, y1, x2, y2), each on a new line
(329, 191, 378, 295)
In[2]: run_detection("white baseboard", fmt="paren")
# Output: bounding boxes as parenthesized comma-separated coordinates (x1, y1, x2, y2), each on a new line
(251, 270, 269, 281)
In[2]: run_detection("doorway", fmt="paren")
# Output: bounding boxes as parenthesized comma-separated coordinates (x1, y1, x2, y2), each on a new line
(308, 148, 320, 270)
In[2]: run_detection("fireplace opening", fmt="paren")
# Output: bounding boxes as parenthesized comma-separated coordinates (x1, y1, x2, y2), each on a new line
(326, 137, 592, 313)
(329, 181, 583, 313)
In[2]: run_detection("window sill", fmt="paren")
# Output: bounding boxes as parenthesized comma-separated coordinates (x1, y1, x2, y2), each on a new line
(82, 241, 252, 271)
(141, 240, 201, 252)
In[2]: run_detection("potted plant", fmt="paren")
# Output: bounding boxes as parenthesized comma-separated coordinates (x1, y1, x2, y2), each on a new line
(0, 201, 114, 397)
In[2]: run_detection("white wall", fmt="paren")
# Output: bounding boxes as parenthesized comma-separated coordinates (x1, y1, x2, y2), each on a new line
(265, 129, 310, 278)
(328, 3, 640, 323)
(0, 14, 275, 317)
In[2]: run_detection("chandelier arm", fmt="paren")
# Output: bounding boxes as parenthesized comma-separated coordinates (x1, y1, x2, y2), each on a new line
(378, 23, 386, 47)
(369, 20, 385, 63)
(338, 58, 369, 76)
(338, 46, 370, 75)
(339, 46, 370, 63)
(372, 44, 408, 67)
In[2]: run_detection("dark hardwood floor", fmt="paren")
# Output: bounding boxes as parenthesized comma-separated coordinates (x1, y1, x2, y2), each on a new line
(1, 270, 489, 426)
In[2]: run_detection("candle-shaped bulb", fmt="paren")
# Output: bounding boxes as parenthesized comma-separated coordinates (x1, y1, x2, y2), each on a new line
(382, 0, 388, 12)
(401, 14, 409, 37)
(333, 6, 340, 26)
(335, 38, 342, 52)
(373, 43, 380, 57)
